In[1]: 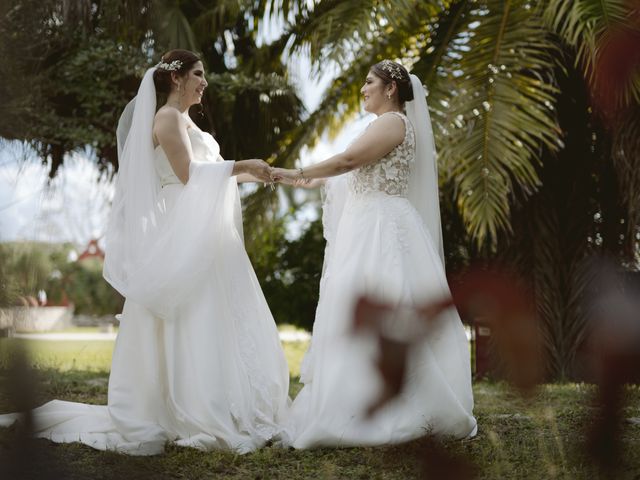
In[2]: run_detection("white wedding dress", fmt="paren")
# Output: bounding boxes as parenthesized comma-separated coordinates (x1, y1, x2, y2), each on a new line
(0, 127, 290, 455)
(285, 112, 477, 448)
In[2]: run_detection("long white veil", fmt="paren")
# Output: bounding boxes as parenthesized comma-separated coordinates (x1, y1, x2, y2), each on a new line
(405, 74, 444, 265)
(104, 67, 161, 298)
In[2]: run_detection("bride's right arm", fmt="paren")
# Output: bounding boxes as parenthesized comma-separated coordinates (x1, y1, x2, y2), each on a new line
(154, 110, 272, 183)
(153, 109, 194, 184)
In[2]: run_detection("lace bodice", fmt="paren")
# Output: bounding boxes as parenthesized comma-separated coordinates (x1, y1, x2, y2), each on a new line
(154, 127, 222, 186)
(349, 111, 415, 197)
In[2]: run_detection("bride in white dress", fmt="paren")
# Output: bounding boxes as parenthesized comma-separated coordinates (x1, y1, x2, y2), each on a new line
(0, 50, 289, 455)
(273, 60, 477, 448)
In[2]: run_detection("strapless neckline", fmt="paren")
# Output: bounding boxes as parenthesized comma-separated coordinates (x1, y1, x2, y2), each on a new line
(154, 127, 211, 151)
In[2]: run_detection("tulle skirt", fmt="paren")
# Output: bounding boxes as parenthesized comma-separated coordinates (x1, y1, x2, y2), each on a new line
(286, 189, 477, 448)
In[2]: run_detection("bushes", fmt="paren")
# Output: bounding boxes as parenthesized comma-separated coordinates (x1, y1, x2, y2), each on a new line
(249, 218, 326, 331)
(0, 242, 123, 315)
(49, 257, 124, 316)
(0, 242, 56, 307)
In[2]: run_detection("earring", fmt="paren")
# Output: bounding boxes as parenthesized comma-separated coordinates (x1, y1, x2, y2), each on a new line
(387, 92, 392, 100)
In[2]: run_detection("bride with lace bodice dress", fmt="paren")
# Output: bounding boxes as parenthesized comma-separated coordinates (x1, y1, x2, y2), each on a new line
(0, 50, 289, 455)
(273, 60, 476, 448)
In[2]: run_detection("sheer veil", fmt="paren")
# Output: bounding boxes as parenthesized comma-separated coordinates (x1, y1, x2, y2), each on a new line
(103, 67, 160, 298)
(405, 74, 444, 265)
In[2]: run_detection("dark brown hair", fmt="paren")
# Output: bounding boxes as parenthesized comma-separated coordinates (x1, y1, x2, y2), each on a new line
(370, 60, 414, 103)
(153, 49, 201, 94)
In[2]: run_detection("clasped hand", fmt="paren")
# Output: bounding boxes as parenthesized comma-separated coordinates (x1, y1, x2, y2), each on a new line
(241, 159, 273, 183)
(271, 168, 296, 183)
(243, 161, 312, 188)
(271, 168, 313, 187)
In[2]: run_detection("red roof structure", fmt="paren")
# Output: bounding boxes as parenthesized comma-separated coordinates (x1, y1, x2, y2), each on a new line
(77, 238, 105, 261)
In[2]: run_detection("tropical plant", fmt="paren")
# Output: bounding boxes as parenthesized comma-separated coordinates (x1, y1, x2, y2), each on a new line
(0, 0, 154, 175)
(0, 245, 19, 307)
(264, 0, 640, 378)
(249, 217, 326, 330)
(54, 258, 125, 316)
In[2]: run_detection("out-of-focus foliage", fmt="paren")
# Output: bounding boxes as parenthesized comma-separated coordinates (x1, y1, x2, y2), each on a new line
(0, 243, 123, 316)
(0, 243, 55, 305)
(0, 0, 153, 176)
(249, 218, 326, 330)
(0, 245, 20, 307)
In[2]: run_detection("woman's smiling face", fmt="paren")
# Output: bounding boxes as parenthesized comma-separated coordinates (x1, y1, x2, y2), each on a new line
(360, 71, 389, 114)
(179, 61, 208, 106)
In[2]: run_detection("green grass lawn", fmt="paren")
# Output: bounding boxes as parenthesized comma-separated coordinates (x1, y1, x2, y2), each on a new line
(1, 334, 639, 479)
(0, 338, 115, 372)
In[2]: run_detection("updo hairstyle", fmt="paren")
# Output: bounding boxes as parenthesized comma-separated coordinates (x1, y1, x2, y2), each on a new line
(370, 60, 414, 103)
(153, 49, 201, 95)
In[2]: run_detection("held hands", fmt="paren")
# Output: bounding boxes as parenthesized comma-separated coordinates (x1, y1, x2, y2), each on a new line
(242, 159, 273, 183)
(237, 161, 311, 190)
(271, 168, 318, 188)
(238, 165, 320, 190)
(271, 167, 299, 184)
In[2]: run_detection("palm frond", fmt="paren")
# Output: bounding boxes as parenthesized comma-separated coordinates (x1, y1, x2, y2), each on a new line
(411, 0, 470, 88)
(204, 71, 305, 160)
(258, 0, 313, 23)
(287, 0, 378, 70)
(273, 6, 436, 168)
(522, 198, 597, 379)
(545, 0, 630, 55)
(157, 2, 199, 51)
(504, 193, 566, 378)
(190, 0, 242, 42)
(272, 57, 370, 168)
(434, 0, 560, 248)
(283, 0, 438, 74)
(611, 108, 640, 249)
(545, 0, 640, 113)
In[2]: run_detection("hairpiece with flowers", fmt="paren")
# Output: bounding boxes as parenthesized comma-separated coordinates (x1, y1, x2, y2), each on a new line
(156, 59, 183, 72)
(380, 60, 404, 80)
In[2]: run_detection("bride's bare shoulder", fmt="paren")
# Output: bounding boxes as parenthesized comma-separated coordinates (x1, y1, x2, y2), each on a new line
(154, 106, 184, 127)
(153, 107, 188, 142)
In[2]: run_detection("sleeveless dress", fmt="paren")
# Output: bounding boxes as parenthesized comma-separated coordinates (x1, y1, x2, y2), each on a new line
(0, 128, 290, 455)
(285, 112, 477, 448)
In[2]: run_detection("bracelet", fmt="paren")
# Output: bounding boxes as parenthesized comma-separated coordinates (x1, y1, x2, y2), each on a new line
(298, 167, 305, 179)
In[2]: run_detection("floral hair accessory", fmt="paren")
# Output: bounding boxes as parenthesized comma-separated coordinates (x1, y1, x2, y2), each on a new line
(156, 59, 183, 71)
(380, 59, 404, 80)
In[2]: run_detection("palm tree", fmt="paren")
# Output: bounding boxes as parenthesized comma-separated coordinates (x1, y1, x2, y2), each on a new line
(264, 0, 640, 379)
